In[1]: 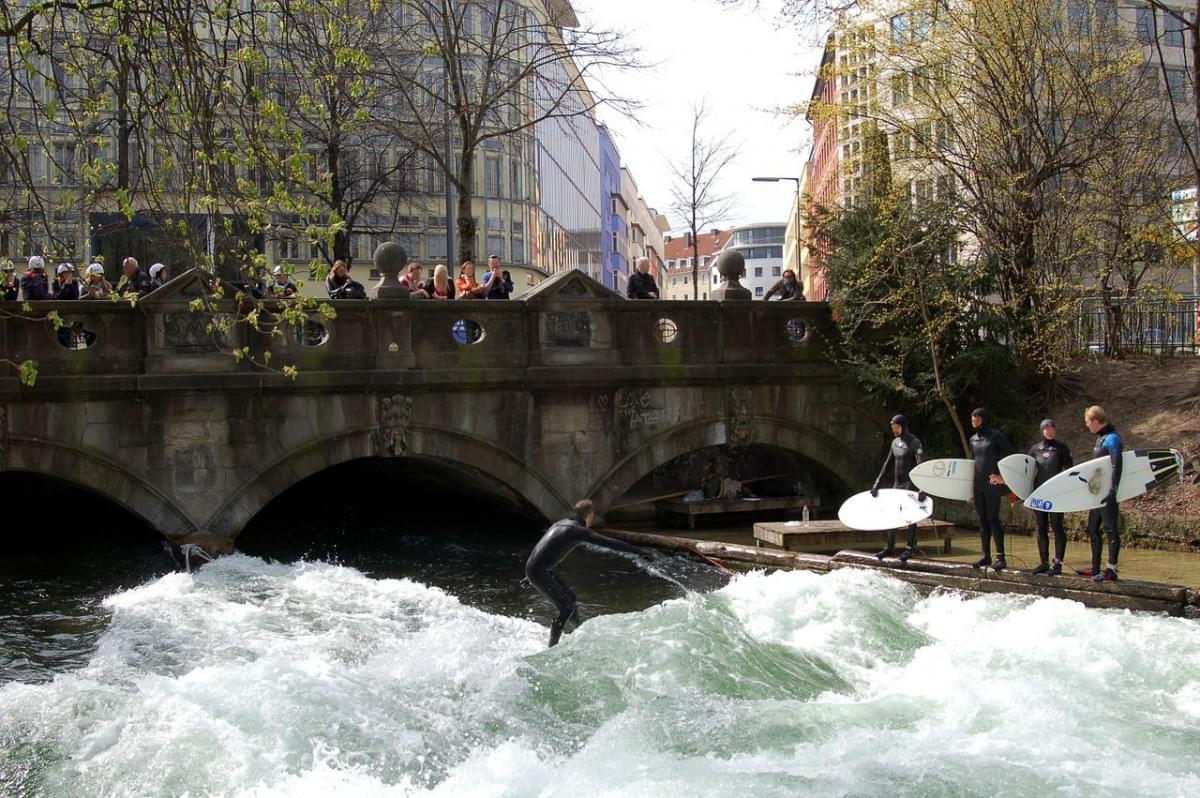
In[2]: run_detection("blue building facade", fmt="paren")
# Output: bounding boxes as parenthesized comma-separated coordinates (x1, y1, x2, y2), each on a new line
(598, 124, 628, 291)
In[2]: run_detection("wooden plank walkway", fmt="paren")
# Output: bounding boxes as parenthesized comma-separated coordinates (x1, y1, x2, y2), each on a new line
(754, 519, 954, 553)
(656, 496, 818, 529)
(602, 527, 1194, 617)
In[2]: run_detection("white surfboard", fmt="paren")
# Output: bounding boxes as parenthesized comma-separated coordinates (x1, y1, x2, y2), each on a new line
(838, 488, 934, 531)
(998, 454, 1038, 500)
(909, 458, 975, 501)
(1024, 448, 1184, 513)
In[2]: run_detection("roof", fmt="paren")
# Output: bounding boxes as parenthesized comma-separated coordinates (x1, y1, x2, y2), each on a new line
(663, 230, 732, 262)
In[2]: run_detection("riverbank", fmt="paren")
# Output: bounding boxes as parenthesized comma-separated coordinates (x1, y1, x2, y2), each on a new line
(1047, 357, 1200, 550)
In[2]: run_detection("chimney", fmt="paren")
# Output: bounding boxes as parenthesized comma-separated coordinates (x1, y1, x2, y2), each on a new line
(664, 234, 672, 242)
(710, 228, 720, 237)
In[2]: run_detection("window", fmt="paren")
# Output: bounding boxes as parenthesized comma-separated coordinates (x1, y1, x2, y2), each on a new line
(1167, 68, 1188, 102)
(1067, 1, 1088, 35)
(772, 266, 781, 276)
(891, 73, 908, 107)
(713, 273, 719, 284)
(1165, 15, 1186, 48)
(912, 10, 930, 39)
(754, 266, 763, 277)
(890, 14, 908, 45)
(484, 155, 501, 197)
(755, 286, 764, 297)
(1136, 8, 1155, 44)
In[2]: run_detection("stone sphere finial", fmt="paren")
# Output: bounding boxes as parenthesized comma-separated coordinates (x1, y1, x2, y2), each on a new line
(374, 242, 409, 299)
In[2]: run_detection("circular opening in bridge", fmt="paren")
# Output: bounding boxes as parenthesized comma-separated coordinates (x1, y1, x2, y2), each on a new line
(56, 321, 98, 350)
(784, 317, 809, 343)
(0, 472, 172, 683)
(451, 318, 485, 345)
(654, 317, 679, 344)
(294, 319, 330, 347)
(605, 443, 850, 531)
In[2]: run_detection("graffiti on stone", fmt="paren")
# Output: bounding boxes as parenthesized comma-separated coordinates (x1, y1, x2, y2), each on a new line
(372, 394, 414, 456)
(615, 388, 671, 433)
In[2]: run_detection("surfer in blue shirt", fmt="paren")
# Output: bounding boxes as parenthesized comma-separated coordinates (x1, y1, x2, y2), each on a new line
(1028, 419, 1073, 576)
(968, 408, 1013, 571)
(525, 499, 647, 647)
(1083, 405, 1121, 582)
(871, 413, 925, 561)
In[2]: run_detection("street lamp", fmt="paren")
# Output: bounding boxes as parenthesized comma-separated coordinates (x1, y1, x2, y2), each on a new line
(752, 176, 802, 281)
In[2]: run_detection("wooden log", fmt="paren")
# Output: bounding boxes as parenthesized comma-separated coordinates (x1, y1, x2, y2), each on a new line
(831, 551, 1189, 603)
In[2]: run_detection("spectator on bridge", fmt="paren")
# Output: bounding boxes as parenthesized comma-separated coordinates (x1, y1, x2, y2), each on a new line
(21, 256, 51, 301)
(455, 260, 498, 299)
(502, 269, 514, 296)
(149, 262, 168, 290)
(326, 259, 366, 299)
(80, 263, 113, 300)
(400, 262, 429, 298)
(3, 262, 21, 300)
(267, 265, 298, 297)
(764, 269, 805, 301)
(627, 257, 659, 300)
(428, 263, 453, 299)
(117, 257, 153, 298)
(483, 255, 510, 299)
(53, 263, 80, 300)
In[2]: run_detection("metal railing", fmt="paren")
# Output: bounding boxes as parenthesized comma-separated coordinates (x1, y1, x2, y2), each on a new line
(1074, 295, 1199, 356)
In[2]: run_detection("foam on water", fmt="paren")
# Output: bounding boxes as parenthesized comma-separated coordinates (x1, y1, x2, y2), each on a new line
(2, 555, 1199, 797)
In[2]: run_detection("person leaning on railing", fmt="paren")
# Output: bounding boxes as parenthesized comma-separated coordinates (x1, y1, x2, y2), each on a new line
(627, 256, 659, 299)
(455, 260, 497, 299)
(0, 262, 17, 301)
(80, 263, 113, 300)
(764, 269, 805, 301)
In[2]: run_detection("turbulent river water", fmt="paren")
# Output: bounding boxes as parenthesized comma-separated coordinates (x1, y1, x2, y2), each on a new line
(3, 533, 1200, 797)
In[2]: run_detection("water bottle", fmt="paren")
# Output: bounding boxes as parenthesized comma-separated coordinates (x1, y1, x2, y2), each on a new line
(802, 505, 810, 523)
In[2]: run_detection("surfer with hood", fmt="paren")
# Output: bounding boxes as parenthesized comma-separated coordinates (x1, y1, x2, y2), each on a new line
(525, 499, 648, 647)
(871, 413, 925, 561)
(1082, 405, 1122, 582)
(968, 407, 1012, 571)
(1027, 418, 1073, 575)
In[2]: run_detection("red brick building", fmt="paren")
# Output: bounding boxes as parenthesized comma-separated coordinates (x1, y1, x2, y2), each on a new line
(662, 229, 732, 300)
(801, 36, 838, 301)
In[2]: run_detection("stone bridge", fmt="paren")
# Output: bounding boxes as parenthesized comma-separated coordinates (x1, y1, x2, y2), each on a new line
(0, 268, 882, 551)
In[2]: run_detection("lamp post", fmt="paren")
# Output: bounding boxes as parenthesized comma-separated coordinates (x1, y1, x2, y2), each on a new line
(752, 176, 802, 281)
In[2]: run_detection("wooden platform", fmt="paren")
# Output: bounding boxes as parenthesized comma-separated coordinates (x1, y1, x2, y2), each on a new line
(602, 527, 1195, 617)
(656, 496, 818, 529)
(754, 518, 955, 553)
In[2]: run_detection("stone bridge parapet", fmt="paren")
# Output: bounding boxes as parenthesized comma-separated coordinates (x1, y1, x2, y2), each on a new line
(0, 268, 883, 549)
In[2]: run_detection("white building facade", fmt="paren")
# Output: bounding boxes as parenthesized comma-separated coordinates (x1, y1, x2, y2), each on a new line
(708, 223, 787, 299)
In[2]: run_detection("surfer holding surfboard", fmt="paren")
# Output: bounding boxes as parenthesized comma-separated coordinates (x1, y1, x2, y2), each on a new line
(870, 414, 926, 561)
(1083, 406, 1122, 582)
(968, 408, 1013, 571)
(1027, 419, 1073, 576)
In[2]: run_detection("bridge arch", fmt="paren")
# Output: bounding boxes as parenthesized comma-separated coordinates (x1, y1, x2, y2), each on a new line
(205, 425, 569, 539)
(586, 416, 868, 515)
(3, 436, 198, 539)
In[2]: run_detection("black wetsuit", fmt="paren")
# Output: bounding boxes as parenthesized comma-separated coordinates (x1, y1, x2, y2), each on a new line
(1029, 438, 1072, 565)
(1086, 424, 1123, 574)
(525, 516, 642, 647)
(970, 421, 1012, 560)
(873, 425, 924, 551)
